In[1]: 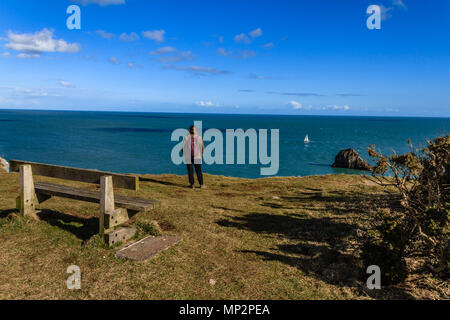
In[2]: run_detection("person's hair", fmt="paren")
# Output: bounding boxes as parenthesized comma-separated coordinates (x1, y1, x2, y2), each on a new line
(189, 125, 195, 130)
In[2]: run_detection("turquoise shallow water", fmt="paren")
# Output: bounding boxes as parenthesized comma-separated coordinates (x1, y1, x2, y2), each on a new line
(0, 109, 448, 178)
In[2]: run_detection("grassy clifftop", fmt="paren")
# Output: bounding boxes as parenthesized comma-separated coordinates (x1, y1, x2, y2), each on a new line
(0, 171, 447, 299)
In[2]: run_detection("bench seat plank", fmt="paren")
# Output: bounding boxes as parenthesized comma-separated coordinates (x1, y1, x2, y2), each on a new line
(10, 160, 139, 190)
(34, 182, 156, 212)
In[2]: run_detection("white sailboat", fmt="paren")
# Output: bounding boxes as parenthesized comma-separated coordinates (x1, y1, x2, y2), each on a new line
(304, 134, 310, 143)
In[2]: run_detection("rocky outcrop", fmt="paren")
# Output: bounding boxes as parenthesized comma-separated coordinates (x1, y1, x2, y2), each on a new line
(332, 148, 371, 171)
(0, 157, 9, 173)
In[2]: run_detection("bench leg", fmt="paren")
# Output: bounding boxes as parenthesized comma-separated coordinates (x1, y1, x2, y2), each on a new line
(104, 227, 136, 246)
(100, 176, 115, 236)
(105, 208, 130, 229)
(17, 165, 39, 219)
(100, 175, 137, 246)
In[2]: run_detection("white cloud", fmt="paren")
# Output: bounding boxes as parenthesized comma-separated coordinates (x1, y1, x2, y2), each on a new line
(5, 29, 80, 54)
(95, 30, 115, 39)
(158, 51, 194, 63)
(239, 50, 256, 59)
(208, 35, 224, 46)
(167, 65, 231, 76)
(142, 30, 165, 42)
(217, 48, 256, 59)
(249, 28, 263, 38)
(119, 32, 139, 42)
(331, 105, 350, 111)
(17, 53, 40, 59)
(150, 46, 177, 55)
(108, 56, 120, 65)
(392, 0, 407, 9)
(263, 42, 274, 49)
(379, 5, 393, 20)
(194, 101, 239, 109)
(249, 73, 272, 80)
(0, 86, 66, 108)
(289, 101, 312, 110)
(235, 28, 263, 44)
(59, 80, 75, 88)
(385, 107, 399, 112)
(196, 100, 218, 107)
(234, 33, 251, 44)
(290, 102, 348, 111)
(18, 88, 61, 98)
(72, 0, 125, 6)
(1, 52, 10, 58)
(379, 1, 407, 21)
(289, 100, 303, 109)
(150, 46, 193, 63)
(216, 48, 232, 56)
(127, 62, 135, 68)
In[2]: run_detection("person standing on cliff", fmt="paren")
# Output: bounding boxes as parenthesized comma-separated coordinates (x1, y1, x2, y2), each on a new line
(182, 125, 206, 189)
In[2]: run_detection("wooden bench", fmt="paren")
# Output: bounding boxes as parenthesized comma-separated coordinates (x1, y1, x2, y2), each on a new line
(9, 160, 157, 246)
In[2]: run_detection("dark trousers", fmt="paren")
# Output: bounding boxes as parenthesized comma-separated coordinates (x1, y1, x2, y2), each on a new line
(186, 158, 203, 186)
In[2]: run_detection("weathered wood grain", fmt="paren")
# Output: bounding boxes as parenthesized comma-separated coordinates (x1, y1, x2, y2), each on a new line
(18, 165, 39, 218)
(105, 227, 136, 246)
(10, 160, 139, 190)
(105, 208, 130, 229)
(34, 182, 156, 212)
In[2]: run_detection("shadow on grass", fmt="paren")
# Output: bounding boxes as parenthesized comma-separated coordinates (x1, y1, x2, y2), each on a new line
(217, 212, 362, 281)
(0, 209, 17, 218)
(0, 208, 99, 244)
(262, 189, 402, 216)
(37, 209, 98, 241)
(139, 176, 188, 188)
(212, 206, 246, 213)
(216, 190, 415, 299)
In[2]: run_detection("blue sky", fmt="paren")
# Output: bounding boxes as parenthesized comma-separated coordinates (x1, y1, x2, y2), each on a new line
(0, 0, 449, 116)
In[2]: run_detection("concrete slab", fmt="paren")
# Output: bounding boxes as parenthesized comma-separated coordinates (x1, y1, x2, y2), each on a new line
(115, 235, 181, 261)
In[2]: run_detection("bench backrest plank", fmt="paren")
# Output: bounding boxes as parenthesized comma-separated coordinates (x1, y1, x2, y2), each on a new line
(9, 160, 139, 190)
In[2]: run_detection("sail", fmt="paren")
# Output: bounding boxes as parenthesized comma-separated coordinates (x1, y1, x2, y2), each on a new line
(304, 135, 309, 143)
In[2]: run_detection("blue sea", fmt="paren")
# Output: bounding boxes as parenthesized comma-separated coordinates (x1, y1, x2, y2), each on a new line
(0, 109, 448, 178)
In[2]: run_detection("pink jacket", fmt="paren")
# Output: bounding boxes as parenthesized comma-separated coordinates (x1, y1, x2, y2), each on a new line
(182, 134, 203, 160)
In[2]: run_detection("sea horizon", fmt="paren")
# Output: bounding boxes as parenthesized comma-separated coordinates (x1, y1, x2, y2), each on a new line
(1, 108, 449, 119)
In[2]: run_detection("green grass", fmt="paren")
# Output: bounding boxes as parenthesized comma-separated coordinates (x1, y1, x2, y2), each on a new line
(0, 171, 447, 300)
(135, 221, 161, 238)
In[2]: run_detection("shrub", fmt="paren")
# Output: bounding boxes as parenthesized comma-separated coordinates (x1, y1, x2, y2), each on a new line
(364, 135, 449, 282)
(361, 242, 408, 285)
(361, 212, 409, 284)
